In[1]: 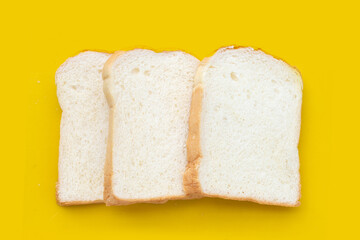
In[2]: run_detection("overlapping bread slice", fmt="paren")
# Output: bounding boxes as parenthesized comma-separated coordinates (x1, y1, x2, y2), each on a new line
(56, 51, 110, 205)
(103, 49, 199, 205)
(184, 47, 303, 206)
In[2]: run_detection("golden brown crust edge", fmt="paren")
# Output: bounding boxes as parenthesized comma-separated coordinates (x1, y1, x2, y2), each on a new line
(182, 85, 203, 199)
(103, 51, 128, 206)
(183, 58, 210, 198)
(202, 193, 300, 207)
(102, 50, 192, 206)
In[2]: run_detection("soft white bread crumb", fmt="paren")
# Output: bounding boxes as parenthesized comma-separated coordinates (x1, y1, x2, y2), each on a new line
(198, 47, 302, 206)
(107, 49, 199, 202)
(56, 51, 110, 204)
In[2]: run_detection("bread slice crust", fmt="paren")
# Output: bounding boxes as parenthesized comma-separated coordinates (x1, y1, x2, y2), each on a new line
(183, 58, 209, 199)
(183, 46, 302, 207)
(103, 51, 193, 206)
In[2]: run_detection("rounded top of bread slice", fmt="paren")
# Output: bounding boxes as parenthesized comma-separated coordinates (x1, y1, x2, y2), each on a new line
(56, 51, 111, 110)
(203, 46, 302, 87)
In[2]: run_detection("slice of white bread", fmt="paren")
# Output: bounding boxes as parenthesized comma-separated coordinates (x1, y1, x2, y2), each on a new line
(103, 49, 199, 205)
(56, 51, 110, 205)
(184, 46, 303, 206)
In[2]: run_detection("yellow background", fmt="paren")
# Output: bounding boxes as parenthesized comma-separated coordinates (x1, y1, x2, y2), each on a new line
(1, 0, 358, 239)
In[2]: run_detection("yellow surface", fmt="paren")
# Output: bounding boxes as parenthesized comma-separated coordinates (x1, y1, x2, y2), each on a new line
(1, 0, 359, 239)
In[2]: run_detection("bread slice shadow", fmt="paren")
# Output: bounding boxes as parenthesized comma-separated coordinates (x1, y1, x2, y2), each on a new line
(105, 197, 298, 215)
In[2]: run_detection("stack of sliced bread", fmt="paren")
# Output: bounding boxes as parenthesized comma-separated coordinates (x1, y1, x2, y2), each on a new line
(56, 46, 303, 207)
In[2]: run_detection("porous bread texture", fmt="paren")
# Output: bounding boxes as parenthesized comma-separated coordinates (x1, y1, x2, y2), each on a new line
(56, 51, 110, 205)
(104, 49, 199, 205)
(185, 46, 302, 206)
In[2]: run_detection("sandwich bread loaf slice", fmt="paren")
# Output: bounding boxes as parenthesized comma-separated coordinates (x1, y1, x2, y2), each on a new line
(103, 49, 199, 205)
(184, 47, 303, 206)
(56, 51, 110, 205)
